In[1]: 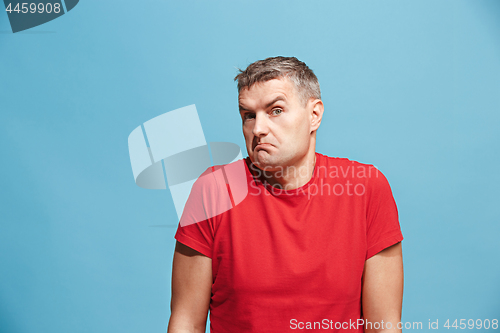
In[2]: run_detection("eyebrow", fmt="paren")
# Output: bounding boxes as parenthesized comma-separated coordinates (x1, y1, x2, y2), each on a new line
(239, 95, 287, 112)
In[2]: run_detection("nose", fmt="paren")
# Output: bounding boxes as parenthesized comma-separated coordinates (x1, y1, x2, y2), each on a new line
(252, 112, 269, 138)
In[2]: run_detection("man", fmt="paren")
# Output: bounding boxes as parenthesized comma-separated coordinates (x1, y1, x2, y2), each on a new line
(167, 56, 403, 333)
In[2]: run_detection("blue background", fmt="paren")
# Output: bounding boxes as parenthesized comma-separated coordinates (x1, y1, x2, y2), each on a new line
(1, 0, 499, 332)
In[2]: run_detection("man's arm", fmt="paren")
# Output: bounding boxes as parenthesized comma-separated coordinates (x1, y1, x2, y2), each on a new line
(167, 241, 212, 333)
(362, 242, 404, 333)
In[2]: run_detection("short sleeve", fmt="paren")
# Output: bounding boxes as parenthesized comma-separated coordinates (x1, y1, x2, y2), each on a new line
(174, 220, 214, 258)
(174, 166, 233, 259)
(365, 169, 403, 260)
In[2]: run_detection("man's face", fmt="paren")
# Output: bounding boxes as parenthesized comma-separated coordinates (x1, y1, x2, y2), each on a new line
(238, 78, 315, 171)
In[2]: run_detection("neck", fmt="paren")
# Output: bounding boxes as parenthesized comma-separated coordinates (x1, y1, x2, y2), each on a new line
(252, 148, 317, 191)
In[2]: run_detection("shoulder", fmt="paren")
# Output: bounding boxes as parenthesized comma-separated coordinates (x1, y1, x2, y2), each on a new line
(316, 152, 383, 178)
(194, 158, 248, 186)
(187, 158, 249, 208)
(316, 152, 392, 191)
(317, 152, 373, 168)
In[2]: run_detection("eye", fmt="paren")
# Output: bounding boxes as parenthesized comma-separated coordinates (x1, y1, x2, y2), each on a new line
(243, 112, 256, 120)
(271, 108, 283, 116)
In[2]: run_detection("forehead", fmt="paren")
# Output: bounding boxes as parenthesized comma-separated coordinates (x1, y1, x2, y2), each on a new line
(238, 78, 299, 106)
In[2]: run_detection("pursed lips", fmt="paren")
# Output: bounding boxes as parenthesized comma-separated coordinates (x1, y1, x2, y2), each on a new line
(254, 142, 273, 151)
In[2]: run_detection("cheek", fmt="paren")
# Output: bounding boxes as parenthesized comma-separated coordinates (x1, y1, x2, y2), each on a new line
(242, 127, 253, 144)
(288, 114, 310, 136)
(284, 117, 311, 150)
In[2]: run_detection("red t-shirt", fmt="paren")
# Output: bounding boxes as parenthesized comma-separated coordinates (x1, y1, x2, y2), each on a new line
(174, 152, 403, 332)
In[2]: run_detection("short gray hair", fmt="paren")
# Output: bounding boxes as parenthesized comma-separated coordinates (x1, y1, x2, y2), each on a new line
(234, 56, 321, 106)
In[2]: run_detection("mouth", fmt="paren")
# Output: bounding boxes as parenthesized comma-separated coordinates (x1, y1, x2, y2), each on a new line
(257, 142, 273, 148)
(251, 135, 275, 152)
(254, 142, 273, 152)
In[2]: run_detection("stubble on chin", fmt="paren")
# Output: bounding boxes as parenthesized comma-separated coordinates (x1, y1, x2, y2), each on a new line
(252, 152, 284, 173)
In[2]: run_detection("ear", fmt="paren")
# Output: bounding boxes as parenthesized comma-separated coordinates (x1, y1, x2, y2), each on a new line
(309, 99, 324, 133)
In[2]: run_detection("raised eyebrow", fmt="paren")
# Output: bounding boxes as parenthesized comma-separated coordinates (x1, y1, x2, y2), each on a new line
(239, 104, 251, 112)
(239, 96, 286, 112)
(265, 96, 286, 109)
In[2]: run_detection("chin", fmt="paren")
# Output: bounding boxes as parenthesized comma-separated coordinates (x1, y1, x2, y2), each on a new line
(251, 151, 282, 171)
